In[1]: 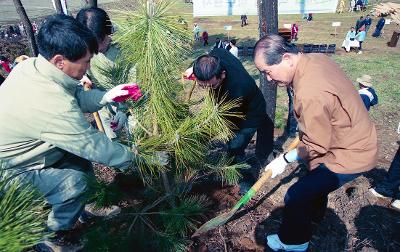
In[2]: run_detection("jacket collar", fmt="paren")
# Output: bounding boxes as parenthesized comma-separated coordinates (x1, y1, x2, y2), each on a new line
(292, 53, 309, 92)
(36, 54, 80, 93)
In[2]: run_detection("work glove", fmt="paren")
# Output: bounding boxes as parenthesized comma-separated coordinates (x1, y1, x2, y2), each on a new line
(110, 111, 128, 132)
(183, 66, 196, 80)
(264, 154, 289, 178)
(150, 151, 170, 166)
(100, 83, 142, 105)
(80, 75, 93, 88)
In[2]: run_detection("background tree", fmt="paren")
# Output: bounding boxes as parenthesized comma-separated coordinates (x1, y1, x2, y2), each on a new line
(257, 0, 278, 127)
(53, 0, 64, 14)
(12, 0, 38, 56)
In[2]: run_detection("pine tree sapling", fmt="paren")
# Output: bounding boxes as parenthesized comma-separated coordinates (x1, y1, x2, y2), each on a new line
(0, 170, 50, 251)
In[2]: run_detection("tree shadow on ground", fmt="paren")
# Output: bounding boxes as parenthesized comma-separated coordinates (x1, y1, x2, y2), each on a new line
(354, 205, 400, 251)
(254, 206, 348, 252)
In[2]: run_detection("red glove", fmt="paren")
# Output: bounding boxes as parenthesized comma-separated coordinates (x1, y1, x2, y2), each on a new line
(183, 67, 196, 81)
(112, 83, 143, 102)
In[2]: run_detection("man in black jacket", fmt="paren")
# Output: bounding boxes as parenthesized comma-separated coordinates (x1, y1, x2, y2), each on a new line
(192, 48, 273, 163)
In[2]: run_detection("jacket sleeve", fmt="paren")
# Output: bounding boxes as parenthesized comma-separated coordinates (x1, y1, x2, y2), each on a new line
(296, 92, 333, 163)
(75, 85, 106, 113)
(40, 107, 134, 170)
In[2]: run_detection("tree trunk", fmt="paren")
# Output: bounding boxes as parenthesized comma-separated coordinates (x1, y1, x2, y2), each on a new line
(86, 0, 97, 7)
(13, 0, 38, 56)
(257, 0, 278, 123)
(53, 0, 63, 14)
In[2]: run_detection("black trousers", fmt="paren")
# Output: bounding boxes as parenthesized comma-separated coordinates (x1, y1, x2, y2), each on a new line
(279, 164, 362, 244)
(375, 145, 400, 199)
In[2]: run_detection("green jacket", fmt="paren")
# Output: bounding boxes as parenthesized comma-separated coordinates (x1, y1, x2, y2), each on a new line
(0, 55, 134, 175)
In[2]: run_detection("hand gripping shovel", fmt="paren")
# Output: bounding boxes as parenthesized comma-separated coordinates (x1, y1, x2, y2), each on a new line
(192, 136, 300, 237)
(83, 83, 105, 132)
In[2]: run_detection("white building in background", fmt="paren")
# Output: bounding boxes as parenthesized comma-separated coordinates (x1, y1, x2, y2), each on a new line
(193, 0, 339, 17)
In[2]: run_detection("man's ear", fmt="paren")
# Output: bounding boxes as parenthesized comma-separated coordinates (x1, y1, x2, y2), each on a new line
(282, 53, 294, 67)
(49, 54, 65, 70)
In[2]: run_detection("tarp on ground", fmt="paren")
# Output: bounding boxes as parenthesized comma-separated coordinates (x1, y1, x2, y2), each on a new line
(193, 0, 339, 17)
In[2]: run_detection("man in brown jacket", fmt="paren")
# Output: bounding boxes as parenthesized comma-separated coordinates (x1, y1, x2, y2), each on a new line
(253, 35, 377, 251)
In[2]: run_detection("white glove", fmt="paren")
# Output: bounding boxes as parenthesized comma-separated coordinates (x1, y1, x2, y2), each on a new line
(80, 75, 92, 88)
(264, 154, 289, 178)
(100, 84, 132, 105)
(110, 111, 128, 132)
(150, 151, 170, 166)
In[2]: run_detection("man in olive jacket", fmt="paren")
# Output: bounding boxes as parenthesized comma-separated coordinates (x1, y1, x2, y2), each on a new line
(0, 14, 166, 246)
(254, 35, 377, 251)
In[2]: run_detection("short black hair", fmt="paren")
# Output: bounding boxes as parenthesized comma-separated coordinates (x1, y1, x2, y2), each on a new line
(254, 34, 298, 66)
(76, 7, 113, 42)
(37, 14, 98, 61)
(193, 54, 224, 82)
(230, 39, 236, 45)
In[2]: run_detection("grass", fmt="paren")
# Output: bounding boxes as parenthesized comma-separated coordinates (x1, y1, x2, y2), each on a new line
(166, 1, 400, 130)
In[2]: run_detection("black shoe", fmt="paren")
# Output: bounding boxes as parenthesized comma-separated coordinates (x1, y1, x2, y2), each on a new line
(35, 231, 83, 252)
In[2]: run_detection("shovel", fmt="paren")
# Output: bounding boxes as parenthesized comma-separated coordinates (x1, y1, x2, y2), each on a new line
(83, 83, 105, 132)
(192, 136, 300, 237)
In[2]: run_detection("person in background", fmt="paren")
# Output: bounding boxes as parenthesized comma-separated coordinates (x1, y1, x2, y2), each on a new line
(355, 25, 367, 54)
(241, 15, 246, 27)
(291, 23, 299, 42)
(372, 15, 385, 37)
(342, 26, 358, 52)
(193, 23, 201, 41)
(307, 13, 313, 21)
(364, 14, 372, 33)
(229, 39, 239, 58)
(355, 16, 365, 34)
(349, 0, 355, 12)
(369, 122, 400, 211)
(214, 37, 223, 49)
(202, 30, 209, 46)
(0, 56, 12, 73)
(223, 39, 231, 50)
(253, 35, 377, 252)
(32, 21, 38, 34)
(18, 22, 25, 36)
(356, 0, 364, 11)
(356, 74, 378, 111)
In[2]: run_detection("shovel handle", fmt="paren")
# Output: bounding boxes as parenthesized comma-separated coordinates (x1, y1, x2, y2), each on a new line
(83, 83, 105, 132)
(252, 136, 300, 192)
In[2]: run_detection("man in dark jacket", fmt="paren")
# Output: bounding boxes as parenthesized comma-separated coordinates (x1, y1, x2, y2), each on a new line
(355, 16, 365, 33)
(364, 14, 372, 33)
(192, 48, 273, 162)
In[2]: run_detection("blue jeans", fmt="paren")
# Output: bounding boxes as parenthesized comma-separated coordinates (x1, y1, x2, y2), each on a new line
(278, 164, 362, 244)
(18, 152, 92, 231)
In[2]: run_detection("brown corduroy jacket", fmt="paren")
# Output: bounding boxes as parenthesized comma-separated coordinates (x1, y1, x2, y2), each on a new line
(292, 53, 377, 174)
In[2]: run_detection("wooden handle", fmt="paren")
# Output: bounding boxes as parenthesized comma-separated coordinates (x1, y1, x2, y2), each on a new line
(83, 83, 105, 132)
(287, 136, 300, 152)
(251, 136, 300, 192)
